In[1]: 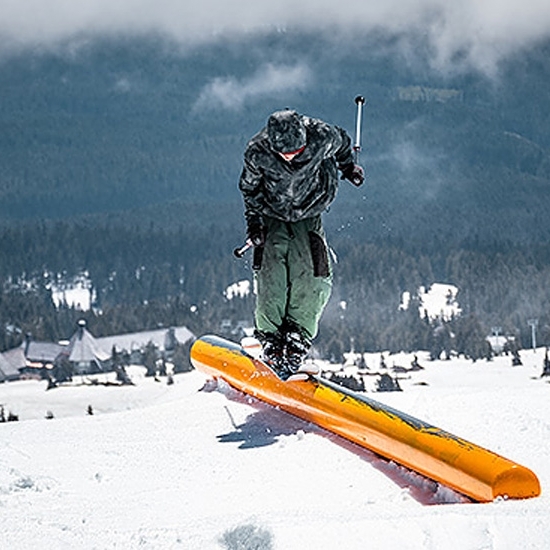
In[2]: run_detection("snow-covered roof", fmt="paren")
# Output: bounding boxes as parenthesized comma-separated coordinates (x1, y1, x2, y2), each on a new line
(1, 324, 195, 372)
(67, 325, 110, 363)
(2, 347, 25, 370)
(25, 341, 65, 363)
(97, 326, 194, 353)
(0, 347, 25, 379)
(0, 354, 10, 382)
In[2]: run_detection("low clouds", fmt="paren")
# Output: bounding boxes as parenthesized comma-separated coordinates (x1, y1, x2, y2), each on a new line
(193, 63, 311, 111)
(1, 1, 550, 72)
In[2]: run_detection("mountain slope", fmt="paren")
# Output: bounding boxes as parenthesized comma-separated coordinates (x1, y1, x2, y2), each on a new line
(0, 352, 548, 549)
(1, 34, 550, 247)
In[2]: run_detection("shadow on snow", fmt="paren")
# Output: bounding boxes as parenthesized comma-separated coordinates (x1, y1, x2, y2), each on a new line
(202, 378, 471, 506)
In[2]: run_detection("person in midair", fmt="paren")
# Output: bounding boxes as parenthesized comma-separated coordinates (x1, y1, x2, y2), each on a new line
(239, 108, 364, 379)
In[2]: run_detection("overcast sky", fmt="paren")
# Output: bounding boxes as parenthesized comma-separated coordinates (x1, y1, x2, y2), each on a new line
(1, 1, 550, 71)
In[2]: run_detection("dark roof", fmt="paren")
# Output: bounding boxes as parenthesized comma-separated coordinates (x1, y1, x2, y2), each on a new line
(25, 341, 64, 363)
(0, 353, 10, 381)
(0, 347, 25, 379)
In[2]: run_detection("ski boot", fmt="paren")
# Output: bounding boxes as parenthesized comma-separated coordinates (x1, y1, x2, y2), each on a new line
(255, 331, 293, 381)
(284, 329, 319, 379)
(285, 330, 310, 369)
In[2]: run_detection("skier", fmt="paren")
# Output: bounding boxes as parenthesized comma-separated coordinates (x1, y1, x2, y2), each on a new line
(239, 108, 364, 380)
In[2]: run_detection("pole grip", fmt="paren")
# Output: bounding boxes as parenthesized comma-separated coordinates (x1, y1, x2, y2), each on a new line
(233, 240, 253, 259)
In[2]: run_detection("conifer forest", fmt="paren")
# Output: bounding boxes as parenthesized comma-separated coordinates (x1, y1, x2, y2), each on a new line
(2, 33, 550, 359)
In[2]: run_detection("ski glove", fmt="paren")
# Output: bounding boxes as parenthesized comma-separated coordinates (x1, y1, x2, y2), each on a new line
(247, 220, 265, 247)
(340, 163, 365, 187)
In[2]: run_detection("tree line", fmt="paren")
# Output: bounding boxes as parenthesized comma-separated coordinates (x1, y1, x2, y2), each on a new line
(1, 221, 549, 361)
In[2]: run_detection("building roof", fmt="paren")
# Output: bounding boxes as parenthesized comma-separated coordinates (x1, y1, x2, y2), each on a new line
(0, 353, 10, 381)
(66, 324, 110, 364)
(0, 347, 25, 379)
(25, 341, 65, 364)
(97, 326, 194, 353)
(0, 322, 195, 378)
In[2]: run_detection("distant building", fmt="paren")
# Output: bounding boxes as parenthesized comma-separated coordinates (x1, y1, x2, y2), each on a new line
(97, 325, 194, 361)
(0, 351, 20, 382)
(58, 320, 111, 375)
(0, 320, 195, 381)
(219, 319, 253, 340)
(0, 347, 25, 382)
(21, 338, 66, 377)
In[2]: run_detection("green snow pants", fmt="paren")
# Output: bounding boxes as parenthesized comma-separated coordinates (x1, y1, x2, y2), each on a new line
(254, 215, 333, 341)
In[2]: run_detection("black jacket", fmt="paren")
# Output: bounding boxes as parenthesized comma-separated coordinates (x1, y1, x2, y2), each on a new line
(239, 115, 354, 227)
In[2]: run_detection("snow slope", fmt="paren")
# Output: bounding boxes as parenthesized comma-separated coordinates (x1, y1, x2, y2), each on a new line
(0, 352, 549, 549)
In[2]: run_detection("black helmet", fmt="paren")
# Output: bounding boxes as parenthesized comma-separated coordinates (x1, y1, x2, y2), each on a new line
(267, 109, 306, 153)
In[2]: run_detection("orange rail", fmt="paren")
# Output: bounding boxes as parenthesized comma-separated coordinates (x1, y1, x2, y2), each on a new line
(190, 335, 541, 502)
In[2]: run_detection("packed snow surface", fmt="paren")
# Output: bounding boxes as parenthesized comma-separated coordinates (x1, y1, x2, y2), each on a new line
(0, 351, 549, 549)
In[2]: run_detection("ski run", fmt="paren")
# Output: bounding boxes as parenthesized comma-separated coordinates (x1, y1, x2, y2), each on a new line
(0, 348, 549, 549)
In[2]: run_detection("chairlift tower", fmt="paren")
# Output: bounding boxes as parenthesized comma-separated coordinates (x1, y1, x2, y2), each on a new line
(527, 319, 538, 351)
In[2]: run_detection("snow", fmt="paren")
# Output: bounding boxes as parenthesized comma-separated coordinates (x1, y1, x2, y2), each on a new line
(401, 283, 461, 320)
(49, 273, 95, 311)
(1, 352, 549, 549)
(224, 280, 251, 300)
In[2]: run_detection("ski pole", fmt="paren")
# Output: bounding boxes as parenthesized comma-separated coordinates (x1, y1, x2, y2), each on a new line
(353, 95, 365, 162)
(233, 239, 253, 259)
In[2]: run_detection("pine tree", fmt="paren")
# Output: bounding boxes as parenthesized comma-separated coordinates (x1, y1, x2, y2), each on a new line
(141, 341, 159, 377)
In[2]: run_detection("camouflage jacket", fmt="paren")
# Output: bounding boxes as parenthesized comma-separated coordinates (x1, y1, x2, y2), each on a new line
(239, 115, 354, 226)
